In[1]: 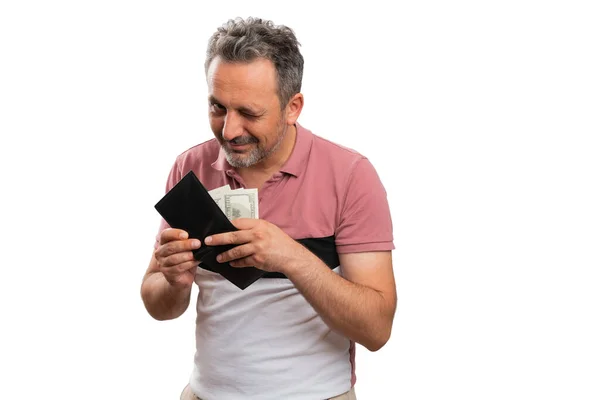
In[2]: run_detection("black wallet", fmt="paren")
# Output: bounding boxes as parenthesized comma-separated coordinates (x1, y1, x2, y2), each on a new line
(154, 170, 266, 290)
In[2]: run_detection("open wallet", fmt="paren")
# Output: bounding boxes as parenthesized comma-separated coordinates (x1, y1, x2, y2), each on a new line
(154, 170, 266, 290)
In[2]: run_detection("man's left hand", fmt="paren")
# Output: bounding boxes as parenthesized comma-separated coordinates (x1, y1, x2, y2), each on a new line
(203, 218, 310, 274)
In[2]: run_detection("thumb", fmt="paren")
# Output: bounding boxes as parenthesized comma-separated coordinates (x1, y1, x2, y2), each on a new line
(230, 218, 259, 230)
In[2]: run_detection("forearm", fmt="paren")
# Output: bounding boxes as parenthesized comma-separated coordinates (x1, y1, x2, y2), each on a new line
(141, 272, 192, 321)
(284, 254, 394, 351)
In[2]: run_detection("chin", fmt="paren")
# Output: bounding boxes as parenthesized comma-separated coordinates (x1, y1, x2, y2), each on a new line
(225, 152, 260, 168)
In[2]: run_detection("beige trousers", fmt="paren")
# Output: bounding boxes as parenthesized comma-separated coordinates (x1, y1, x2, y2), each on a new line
(180, 384, 357, 400)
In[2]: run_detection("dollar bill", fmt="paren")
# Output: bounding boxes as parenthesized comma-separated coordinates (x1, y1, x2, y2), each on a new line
(208, 184, 230, 214)
(209, 184, 231, 193)
(224, 190, 259, 220)
(208, 184, 259, 219)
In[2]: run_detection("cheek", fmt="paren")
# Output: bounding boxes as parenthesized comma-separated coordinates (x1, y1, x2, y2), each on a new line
(209, 117, 224, 136)
(255, 120, 279, 143)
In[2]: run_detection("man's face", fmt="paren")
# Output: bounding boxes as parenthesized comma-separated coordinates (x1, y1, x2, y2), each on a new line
(206, 57, 288, 168)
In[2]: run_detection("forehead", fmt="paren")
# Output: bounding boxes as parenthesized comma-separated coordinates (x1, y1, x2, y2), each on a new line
(206, 57, 278, 103)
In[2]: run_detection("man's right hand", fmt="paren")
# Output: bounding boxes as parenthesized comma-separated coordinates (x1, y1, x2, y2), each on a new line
(154, 228, 202, 289)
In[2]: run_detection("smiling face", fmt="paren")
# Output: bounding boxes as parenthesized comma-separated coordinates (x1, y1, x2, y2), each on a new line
(206, 57, 292, 169)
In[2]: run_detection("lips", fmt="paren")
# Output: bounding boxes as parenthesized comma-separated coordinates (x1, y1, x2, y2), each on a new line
(226, 142, 254, 153)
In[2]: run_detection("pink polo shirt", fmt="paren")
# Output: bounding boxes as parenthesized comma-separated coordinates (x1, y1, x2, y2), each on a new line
(155, 123, 394, 400)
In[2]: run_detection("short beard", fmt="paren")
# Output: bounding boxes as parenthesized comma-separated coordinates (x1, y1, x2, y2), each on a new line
(223, 118, 288, 168)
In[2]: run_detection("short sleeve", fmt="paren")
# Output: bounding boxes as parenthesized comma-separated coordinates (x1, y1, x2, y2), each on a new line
(153, 159, 182, 249)
(335, 157, 395, 253)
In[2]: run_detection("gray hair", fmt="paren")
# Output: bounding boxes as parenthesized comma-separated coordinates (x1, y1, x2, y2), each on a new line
(205, 17, 304, 109)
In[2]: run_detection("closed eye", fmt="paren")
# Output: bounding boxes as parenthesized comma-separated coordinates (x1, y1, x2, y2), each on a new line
(208, 98, 262, 120)
(241, 111, 259, 119)
(210, 102, 226, 113)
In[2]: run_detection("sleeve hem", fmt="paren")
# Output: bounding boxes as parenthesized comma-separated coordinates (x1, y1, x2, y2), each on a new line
(336, 241, 395, 254)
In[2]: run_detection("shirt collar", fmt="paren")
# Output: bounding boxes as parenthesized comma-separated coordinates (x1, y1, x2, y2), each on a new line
(211, 145, 231, 172)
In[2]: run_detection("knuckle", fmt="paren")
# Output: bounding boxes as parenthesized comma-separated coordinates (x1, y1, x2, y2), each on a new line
(228, 232, 238, 245)
(159, 232, 168, 244)
(175, 261, 188, 273)
(159, 260, 170, 275)
(162, 255, 174, 268)
(230, 247, 241, 259)
(157, 255, 169, 269)
(161, 229, 175, 243)
(254, 242, 265, 252)
(164, 242, 176, 255)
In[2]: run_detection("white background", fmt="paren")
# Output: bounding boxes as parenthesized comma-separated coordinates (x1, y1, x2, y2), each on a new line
(1, 1, 599, 399)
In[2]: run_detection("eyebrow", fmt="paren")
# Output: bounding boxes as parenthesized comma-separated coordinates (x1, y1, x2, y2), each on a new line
(208, 95, 264, 116)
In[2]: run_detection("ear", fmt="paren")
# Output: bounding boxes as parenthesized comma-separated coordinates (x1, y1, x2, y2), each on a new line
(285, 93, 304, 125)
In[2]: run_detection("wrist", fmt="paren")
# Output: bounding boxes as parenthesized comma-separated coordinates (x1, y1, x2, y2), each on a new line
(282, 243, 321, 278)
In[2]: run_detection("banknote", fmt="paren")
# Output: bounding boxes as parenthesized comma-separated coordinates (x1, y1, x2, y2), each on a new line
(208, 184, 230, 213)
(224, 190, 258, 220)
(208, 184, 231, 193)
(208, 185, 259, 219)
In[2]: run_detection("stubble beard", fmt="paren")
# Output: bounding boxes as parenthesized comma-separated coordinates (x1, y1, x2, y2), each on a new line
(223, 118, 288, 168)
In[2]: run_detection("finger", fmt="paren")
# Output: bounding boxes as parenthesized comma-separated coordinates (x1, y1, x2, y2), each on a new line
(161, 260, 200, 280)
(216, 243, 255, 263)
(230, 218, 261, 230)
(155, 238, 201, 258)
(229, 256, 256, 268)
(171, 259, 201, 274)
(160, 228, 190, 244)
(205, 229, 254, 247)
(162, 258, 200, 273)
(161, 250, 198, 269)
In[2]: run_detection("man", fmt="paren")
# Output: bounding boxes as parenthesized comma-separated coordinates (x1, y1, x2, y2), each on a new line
(141, 17, 397, 400)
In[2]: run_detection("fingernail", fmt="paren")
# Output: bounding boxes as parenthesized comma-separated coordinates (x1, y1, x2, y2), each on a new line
(179, 232, 188, 239)
(205, 236, 212, 244)
(192, 239, 201, 248)
(216, 254, 222, 262)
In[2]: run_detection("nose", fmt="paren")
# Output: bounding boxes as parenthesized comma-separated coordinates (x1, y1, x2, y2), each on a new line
(221, 112, 244, 142)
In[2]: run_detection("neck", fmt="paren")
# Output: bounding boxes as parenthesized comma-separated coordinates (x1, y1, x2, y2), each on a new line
(237, 124, 297, 181)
